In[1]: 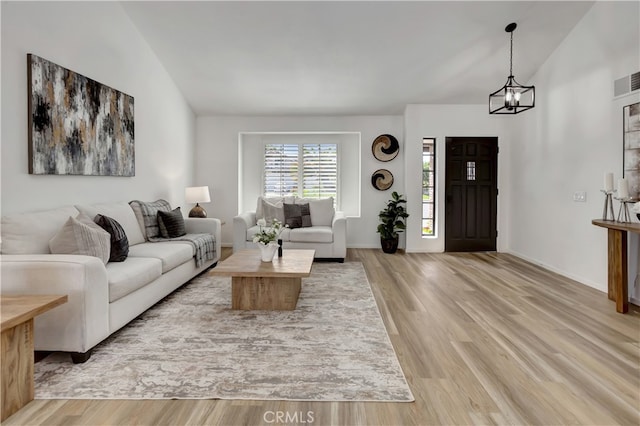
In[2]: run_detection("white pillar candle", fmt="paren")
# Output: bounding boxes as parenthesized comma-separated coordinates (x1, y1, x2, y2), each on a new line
(604, 173, 614, 192)
(618, 178, 629, 199)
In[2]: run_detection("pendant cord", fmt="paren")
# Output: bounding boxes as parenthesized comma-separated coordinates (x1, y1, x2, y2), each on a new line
(509, 31, 514, 77)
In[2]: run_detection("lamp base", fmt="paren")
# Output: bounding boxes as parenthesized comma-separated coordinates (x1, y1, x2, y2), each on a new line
(189, 203, 207, 218)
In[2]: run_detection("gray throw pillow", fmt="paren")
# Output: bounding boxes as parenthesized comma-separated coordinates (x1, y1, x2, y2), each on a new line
(283, 203, 302, 229)
(157, 207, 186, 238)
(94, 214, 129, 262)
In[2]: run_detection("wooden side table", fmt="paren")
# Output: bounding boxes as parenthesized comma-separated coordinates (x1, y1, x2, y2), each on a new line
(592, 219, 640, 313)
(1, 295, 67, 421)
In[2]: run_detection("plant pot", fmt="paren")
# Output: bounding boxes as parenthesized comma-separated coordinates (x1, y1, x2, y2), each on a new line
(258, 244, 277, 262)
(380, 237, 399, 254)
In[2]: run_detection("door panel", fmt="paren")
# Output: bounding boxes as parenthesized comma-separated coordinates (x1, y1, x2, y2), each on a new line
(445, 137, 498, 252)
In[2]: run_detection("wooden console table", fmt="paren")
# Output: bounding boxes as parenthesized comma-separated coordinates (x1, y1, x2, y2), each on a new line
(1, 294, 67, 421)
(592, 219, 640, 313)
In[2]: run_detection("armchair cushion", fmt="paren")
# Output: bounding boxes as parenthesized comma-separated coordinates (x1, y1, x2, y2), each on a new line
(296, 197, 334, 226)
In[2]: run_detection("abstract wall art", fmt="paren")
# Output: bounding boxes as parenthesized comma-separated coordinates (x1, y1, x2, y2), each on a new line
(28, 54, 135, 176)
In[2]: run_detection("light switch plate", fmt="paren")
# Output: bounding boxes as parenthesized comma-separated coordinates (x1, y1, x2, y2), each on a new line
(573, 191, 587, 202)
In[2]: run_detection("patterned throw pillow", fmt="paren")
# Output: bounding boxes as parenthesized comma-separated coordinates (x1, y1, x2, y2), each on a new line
(129, 199, 172, 239)
(94, 214, 129, 262)
(299, 203, 312, 227)
(283, 203, 312, 229)
(283, 203, 302, 229)
(49, 213, 111, 264)
(157, 207, 186, 238)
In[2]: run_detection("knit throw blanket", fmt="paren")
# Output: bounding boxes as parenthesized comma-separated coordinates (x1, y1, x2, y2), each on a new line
(130, 200, 216, 268)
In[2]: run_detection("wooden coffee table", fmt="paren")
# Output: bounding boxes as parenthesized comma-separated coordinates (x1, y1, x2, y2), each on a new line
(209, 249, 315, 310)
(1, 294, 67, 421)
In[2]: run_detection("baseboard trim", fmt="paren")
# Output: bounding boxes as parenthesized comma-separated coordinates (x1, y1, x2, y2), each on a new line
(505, 249, 606, 294)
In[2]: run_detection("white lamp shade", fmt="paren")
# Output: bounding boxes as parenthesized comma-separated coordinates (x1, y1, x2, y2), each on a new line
(185, 186, 211, 204)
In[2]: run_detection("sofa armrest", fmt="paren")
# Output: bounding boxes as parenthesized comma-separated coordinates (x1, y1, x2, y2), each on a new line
(184, 217, 222, 262)
(0, 254, 110, 353)
(332, 211, 347, 258)
(233, 212, 256, 252)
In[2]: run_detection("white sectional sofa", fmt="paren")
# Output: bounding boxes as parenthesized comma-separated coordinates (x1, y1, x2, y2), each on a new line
(233, 196, 346, 261)
(0, 201, 221, 363)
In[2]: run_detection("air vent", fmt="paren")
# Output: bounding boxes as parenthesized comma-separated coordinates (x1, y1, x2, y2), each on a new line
(614, 71, 640, 98)
(631, 71, 640, 91)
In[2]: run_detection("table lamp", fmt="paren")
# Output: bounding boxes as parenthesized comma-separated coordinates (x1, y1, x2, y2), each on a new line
(185, 186, 210, 218)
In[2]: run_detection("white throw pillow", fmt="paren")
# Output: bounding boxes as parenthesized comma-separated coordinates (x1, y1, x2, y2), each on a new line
(255, 196, 294, 219)
(261, 199, 285, 225)
(49, 213, 111, 264)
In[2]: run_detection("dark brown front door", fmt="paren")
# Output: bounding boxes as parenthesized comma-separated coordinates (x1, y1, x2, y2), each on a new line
(445, 137, 498, 252)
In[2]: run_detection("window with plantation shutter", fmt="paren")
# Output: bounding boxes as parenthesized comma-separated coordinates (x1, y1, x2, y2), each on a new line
(264, 143, 338, 201)
(302, 144, 337, 199)
(264, 144, 299, 198)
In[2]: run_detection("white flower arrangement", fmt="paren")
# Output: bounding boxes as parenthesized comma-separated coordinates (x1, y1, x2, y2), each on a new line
(253, 218, 285, 246)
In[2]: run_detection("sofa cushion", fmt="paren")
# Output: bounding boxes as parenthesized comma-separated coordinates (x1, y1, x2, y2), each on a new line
(75, 202, 145, 246)
(106, 257, 162, 302)
(246, 225, 290, 242)
(94, 214, 129, 262)
(295, 197, 334, 226)
(1, 205, 80, 254)
(289, 226, 334, 243)
(157, 207, 186, 238)
(49, 213, 111, 264)
(128, 241, 193, 273)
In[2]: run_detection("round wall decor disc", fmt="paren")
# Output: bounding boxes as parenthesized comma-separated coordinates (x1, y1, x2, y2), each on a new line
(371, 169, 394, 191)
(372, 134, 399, 162)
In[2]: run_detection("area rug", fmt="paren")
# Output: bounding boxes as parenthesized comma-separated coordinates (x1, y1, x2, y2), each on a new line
(34, 262, 414, 401)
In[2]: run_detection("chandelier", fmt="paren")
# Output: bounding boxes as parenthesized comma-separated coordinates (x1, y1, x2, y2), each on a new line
(489, 22, 535, 114)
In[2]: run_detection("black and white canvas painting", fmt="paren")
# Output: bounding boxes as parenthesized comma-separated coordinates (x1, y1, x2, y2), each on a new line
(28, 54, 135, 176)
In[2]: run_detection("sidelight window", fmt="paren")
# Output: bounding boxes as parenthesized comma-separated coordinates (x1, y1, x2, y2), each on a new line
(422, 138, 435, 236)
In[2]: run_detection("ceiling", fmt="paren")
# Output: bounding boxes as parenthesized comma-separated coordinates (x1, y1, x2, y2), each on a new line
(121, 1, 594, 116)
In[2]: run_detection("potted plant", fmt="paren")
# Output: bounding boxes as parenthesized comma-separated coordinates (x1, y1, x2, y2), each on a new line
(377, 191, 409, 254)
(253, 218, 285, 262)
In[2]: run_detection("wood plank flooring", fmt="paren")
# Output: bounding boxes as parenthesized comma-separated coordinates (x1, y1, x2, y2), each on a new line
(5, 249, 639, 425)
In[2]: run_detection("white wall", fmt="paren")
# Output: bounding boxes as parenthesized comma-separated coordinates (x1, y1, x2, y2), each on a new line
(509, 1, 640, 293)
(1, 2, 196, 215)
(403, 104, 512, 252)
(195, 116, 403, 247)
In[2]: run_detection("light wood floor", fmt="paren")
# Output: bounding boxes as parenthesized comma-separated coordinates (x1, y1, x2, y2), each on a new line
(6, 248, 640, 425)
